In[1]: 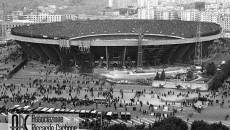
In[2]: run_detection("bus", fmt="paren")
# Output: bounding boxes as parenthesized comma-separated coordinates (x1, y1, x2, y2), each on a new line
(79, 110, 86, 118)
(33, 107, 44, 113)
(40, 107, 49, 113)
(9, 105, 20, 113)
(90, 110, 97, 118)
(120, 112, 131, 120)
(54, 109, 61, 114)
(47, 108, 56, 113)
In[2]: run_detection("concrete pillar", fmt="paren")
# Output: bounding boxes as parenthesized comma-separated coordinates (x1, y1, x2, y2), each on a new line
(122, 46, 127, 67)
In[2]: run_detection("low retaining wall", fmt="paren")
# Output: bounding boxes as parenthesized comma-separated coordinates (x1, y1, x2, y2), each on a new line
(152, 80, 208, 91)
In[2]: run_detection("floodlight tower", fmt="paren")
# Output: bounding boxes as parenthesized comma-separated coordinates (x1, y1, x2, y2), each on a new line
(137, 28, 144, 68)
(194, 14, 202, 66)
(1, 2, 6, 41)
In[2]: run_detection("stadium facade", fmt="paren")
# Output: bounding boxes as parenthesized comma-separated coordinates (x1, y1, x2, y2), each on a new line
(9, 20, 222, 70)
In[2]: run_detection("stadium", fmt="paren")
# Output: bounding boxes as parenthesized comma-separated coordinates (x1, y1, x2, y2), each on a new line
(9, 20, 222, 72)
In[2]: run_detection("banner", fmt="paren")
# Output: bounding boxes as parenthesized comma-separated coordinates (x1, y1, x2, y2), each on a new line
(59, 39, 71, 48)
(78, 40, 92, 53)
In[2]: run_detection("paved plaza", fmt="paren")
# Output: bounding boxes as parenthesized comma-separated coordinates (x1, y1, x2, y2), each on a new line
(0, 61, 229, 128)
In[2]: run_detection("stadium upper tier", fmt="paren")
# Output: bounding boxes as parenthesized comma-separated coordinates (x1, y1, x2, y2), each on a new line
(11, 20, 221, 40)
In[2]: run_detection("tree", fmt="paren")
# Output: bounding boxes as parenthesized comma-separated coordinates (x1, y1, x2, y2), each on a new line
(107, 124, 128, 130)
(160, 70, 166, 81)
(155, 72, 160, 80)
(186, 70, 194, 80)
(152, 117, 188, 130)
(191, 120, 210, 130)
(209, 76, 223, 91)
(209, 122, 229, 130)
(205, 62, 217, 76)
(191, 120, 229, 130)
(209, 60, 230, 91)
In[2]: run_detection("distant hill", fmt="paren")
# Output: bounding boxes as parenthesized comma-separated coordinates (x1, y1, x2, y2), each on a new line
(0, 0, 107, 15)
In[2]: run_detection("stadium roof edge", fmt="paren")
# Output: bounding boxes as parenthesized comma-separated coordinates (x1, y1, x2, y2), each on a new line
(68, 33, 185, 40)
(9, 33, 221, 46)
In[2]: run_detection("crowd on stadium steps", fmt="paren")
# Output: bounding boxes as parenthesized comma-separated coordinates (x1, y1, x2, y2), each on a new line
(0, 45, 21, 63)
(11, 20, 221, 39)
(0, 45, 23, 77)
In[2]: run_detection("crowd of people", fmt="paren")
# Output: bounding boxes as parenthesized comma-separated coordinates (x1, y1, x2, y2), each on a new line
(0, 44, 23, 79)
(11, 20, 221, 39)
(0, 46, 229, 128)
(0, 62, 191, 116)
